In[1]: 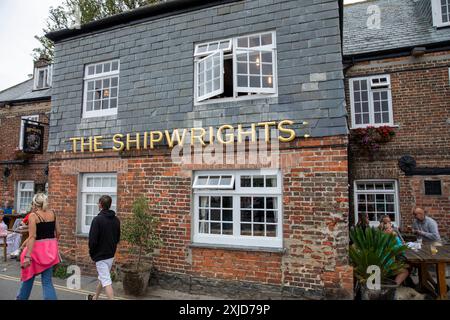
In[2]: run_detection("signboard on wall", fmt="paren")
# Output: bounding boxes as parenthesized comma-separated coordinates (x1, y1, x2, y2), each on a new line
(23, 121, 44, 154)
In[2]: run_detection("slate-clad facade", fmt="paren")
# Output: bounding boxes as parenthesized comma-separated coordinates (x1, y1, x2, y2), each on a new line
(46, 0, 352, 299)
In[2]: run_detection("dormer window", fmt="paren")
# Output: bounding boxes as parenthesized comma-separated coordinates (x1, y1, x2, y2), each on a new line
(432, 0, 450, 28)
(33, 65, 52, 90)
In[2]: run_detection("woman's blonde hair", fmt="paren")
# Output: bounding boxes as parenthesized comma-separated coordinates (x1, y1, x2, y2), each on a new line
(32, 193, 49, 210)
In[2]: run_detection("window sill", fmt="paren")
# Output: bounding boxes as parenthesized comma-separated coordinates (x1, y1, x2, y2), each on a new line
(189, 242, 285, 254)
(76, 233, 89, 239)
(350, 124, 399, 130)
(194, 94, 278, 106)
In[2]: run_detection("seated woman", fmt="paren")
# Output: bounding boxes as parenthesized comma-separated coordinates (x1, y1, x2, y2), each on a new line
(0, 215, 22, 257)
(378, 215, 405, 243)
(356, 212, 370, 230)
(381, 222, 409, 286)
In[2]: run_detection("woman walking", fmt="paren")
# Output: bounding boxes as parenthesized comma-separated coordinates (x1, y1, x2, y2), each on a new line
(16, 193, 60, 300)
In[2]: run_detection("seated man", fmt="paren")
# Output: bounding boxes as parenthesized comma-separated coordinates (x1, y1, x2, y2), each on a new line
(412, 207, 441, 242)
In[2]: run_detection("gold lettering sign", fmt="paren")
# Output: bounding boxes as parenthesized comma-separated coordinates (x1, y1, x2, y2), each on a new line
(66, 120, 308, 153)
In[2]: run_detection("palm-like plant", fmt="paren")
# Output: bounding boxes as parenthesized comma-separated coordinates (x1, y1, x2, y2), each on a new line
(349, 226, 407, 285)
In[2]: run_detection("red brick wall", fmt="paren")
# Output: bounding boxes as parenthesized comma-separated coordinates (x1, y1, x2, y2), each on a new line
(345, 51, 450, 239)
(48, 135, 352, 299)
(0, 101, 51, 207)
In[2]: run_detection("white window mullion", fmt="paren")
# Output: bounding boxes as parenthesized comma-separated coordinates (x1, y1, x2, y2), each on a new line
(233, 194, 239, 237)
(368, 83, 375, 126)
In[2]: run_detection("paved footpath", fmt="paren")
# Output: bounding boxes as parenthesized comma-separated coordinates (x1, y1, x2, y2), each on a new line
(0, 259, 221, 300)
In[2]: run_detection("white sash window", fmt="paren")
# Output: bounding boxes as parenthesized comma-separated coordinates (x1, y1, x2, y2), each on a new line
(80, 173, 117, 234)
(193, 170, 282, 248)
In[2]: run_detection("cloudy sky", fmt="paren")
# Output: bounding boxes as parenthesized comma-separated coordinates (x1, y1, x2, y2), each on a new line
(0, 0, 367, 92)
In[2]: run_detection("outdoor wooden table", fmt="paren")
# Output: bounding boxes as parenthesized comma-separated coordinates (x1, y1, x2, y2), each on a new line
(404, 243, 450, 300)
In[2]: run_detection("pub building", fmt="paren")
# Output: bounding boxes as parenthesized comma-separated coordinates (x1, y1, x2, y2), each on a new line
(45, 0, 352, 299)
(0, 56, 52, 218)
(344, 0, 450, 239)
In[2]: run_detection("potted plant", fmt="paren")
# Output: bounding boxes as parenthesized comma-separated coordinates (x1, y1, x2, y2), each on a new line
(120, 196, 162, 296)
(349, 226, 407, 300)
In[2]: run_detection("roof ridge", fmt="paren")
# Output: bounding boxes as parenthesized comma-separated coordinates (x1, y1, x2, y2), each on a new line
(0, 78, 33, 95)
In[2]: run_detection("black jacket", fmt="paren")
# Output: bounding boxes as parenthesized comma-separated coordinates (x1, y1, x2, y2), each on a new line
(88, 209, 121, 262)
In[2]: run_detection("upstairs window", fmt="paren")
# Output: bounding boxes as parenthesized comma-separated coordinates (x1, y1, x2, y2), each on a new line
(432, 0, 450, 27)
(33, 65, 52, 90)
(349, 75, 393, 128)
(194, 31, 277, 104)
(83, 60, 119, 118)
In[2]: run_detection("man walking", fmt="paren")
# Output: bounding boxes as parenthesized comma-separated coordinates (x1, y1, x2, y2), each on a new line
(88, 195, 120, 300)
(412, 207, 441, 242)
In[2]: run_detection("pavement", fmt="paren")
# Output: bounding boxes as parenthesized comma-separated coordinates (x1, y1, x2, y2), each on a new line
(1, 257, 448, 300)
(0, 258, 222, 300)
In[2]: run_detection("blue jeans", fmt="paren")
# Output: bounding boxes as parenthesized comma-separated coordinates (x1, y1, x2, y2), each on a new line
(16, 267, 57, 300)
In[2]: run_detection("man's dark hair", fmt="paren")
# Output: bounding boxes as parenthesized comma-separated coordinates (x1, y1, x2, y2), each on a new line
(99, 195, 112, 210)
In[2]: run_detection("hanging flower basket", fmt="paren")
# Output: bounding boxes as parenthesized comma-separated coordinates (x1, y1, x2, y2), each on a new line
(350, 126, 396, 159)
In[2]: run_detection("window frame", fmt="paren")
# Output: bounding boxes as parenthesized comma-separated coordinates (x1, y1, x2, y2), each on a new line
(192, 170, 283, 248)
(432, 0, 450, 28)
(79, 173, 117, 234)
(17, 180, 35, 214)
(192, 174, 235, 190)
(354, 179, 400, 228)
(33, 65, 52, 90)
(193, 31, 278, 105)
(349, 75, 394, 129)
(424, 180, 442, 196)
(195, 50, 225, 102)
(83, 60, 120, 119)
(19, 115, 39, 150)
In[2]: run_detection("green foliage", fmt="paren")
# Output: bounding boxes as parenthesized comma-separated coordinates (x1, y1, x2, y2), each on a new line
(349, 226, 408, 284)
(110, 270, 119, 282)
(33, 0, 160, 61)
(53, 263, 70, 279)
(121, 196, 162, 270)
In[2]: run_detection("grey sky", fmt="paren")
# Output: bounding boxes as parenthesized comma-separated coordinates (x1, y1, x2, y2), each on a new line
(0, 0, 63, 91)
(0, 0, 366, 92)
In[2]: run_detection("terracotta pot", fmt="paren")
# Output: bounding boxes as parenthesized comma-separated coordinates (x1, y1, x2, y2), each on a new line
(120, 263, 152, 296)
